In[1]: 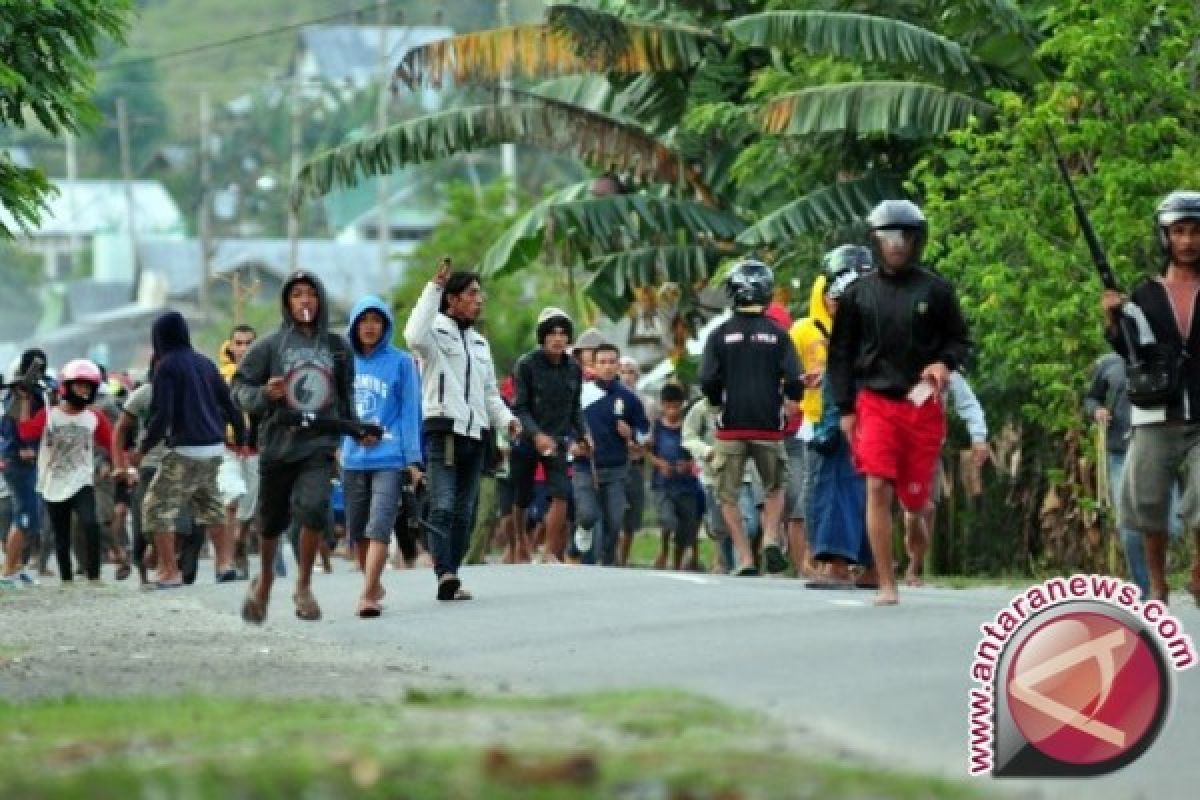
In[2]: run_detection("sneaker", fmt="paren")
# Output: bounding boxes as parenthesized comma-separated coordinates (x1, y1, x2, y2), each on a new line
(573, 526, 594, 553)
(762, 543, 791, 575)
(17, 570, 39, 587)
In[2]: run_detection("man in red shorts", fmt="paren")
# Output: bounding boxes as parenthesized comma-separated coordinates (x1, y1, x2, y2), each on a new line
(827, 200, 971, 605)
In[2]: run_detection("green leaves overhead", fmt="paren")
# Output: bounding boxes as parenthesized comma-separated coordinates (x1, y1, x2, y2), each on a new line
(760, 81, 992, 138)
(480, 191, 744, 278)
(738, 174, 901, 247)
(291, 98, 713, 209)
(584, 244, 721, 317)
(726, 11, 991, 85)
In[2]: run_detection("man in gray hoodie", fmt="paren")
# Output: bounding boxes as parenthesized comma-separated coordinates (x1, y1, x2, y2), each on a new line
(232, 270, 369, 623)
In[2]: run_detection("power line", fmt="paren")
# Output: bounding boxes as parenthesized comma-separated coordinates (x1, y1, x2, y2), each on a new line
(96, 0, 408, 72)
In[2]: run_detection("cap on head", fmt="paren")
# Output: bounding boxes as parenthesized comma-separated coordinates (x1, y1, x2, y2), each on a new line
(725, 258, 775, 308)
(60, 358, 102, 386)
(536, 306, 574, 344)
(1155, 190, 1200, 253)
(574, 327, 608, 351)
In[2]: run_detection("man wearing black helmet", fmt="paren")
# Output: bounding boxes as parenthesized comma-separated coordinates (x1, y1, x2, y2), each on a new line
(827, 200, 971, 606)
(700, 259, 804, 576)
(1101, 190, 1200, 605)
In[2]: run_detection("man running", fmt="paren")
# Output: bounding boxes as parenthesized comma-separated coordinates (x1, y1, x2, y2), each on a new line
(234, 271, 367, 622)
(405, 259, 518, 600)
(827, 200, 971, 606)
(217, 324, 260, 579)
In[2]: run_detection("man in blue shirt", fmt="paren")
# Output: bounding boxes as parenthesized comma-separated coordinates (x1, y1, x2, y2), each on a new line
(572, 343, 649, 566)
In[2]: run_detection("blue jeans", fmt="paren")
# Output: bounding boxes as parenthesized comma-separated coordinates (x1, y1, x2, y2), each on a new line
(573, 464, 627, 567)
(426, 433, 485, 579)
(1109, 451, 1183, 601)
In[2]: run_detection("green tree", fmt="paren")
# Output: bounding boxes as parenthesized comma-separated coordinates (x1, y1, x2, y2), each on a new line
(913, 0, 1200, 573)
(0, 0, 132, 237)
(293, 1, 1040, 318)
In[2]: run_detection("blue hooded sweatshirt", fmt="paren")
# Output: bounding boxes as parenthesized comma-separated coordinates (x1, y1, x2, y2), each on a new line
(341, 296, 423, 471)
(141, 310, 244, 454)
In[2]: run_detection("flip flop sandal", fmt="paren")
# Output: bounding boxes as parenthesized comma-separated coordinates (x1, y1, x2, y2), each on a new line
(293, 587, 322, 621)
(115, 563, 131, 581)
(734, 564, 759, 577)
(356, 598, 382, 618)
(437, 574, 461, 601)
(241, 577, 268, 625)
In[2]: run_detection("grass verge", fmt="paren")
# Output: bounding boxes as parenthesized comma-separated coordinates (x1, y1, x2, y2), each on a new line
(0, 689, 990, 799)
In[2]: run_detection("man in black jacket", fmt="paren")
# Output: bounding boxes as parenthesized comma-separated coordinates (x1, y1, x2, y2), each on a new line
(700, 259, 804, 576)
(828, 200, 971, 606)
(511, 307, 586, 563)
(1102, 189, 1200, 605)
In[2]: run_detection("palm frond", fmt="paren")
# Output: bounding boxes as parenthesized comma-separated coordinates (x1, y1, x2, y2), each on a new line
(292, 98, 715, 208)
(737, 174, 900, 247)
(727, 11, 993, 85)
(760, 81, 992, 138)
(481, 192, 744, 278)
(394, 5, 717, 89)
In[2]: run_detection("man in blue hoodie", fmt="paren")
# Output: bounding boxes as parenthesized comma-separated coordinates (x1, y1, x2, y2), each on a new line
(573, 343, 649, 566)
(137, 311, 245, 588)
(234, 271, 367, 623)
(342, 296, 422, 618)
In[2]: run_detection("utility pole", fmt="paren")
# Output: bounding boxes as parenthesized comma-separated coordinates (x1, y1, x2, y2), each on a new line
(498, 0, 518, 213)
(116, 97, 140, 302)
(198, 90, 213, 317)
(65, 133, 80, 279)
(375, 0, 391, 280)
(288, 71, 302, 272)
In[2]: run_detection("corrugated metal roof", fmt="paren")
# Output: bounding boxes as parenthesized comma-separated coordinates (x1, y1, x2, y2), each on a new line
(0, 179, 185, 238)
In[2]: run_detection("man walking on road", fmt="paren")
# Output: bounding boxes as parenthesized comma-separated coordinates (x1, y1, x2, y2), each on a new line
(137, 311, 245, 588)
(405, 259, 518, 600)
(234, 271, 366, 622)
(510, 307, 585, 564)
(1102, 190, 1200, 605)
(700, 259, 804, 576)
(573, 343, 649, 566)
(217, 324, 260, 579)
(827, 200, 971, 606)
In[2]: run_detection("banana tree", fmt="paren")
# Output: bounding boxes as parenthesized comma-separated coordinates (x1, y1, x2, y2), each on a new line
(292, 1, 1042, 313)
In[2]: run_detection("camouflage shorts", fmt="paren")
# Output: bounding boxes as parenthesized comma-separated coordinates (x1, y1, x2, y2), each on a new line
(141, 452, 225, 532)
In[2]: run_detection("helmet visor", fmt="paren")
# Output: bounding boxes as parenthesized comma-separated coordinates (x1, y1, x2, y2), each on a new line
(873, 228, 917, 246)
(1159, 210, 1200, 227)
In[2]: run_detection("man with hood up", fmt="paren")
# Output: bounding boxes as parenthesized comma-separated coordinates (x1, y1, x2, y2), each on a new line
(233, 270, 366, 623)
(137, 311, 245, 588)
(341, 295, 422, 618)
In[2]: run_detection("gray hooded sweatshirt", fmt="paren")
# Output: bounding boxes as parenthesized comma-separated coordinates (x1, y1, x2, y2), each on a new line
(232, 271, 356, 464)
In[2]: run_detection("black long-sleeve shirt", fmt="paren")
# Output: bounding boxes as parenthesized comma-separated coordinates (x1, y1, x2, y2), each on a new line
(827, 265, 971, 412)
(699, 311, 803, 440)
(512, 348, 585, 443)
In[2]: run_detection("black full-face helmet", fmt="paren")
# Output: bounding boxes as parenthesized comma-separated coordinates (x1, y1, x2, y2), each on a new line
(1155, 190, 1200, 256)
(866, 199, 928, 268)
(822, 245, 874, 300)
(725, 258, 775, 308)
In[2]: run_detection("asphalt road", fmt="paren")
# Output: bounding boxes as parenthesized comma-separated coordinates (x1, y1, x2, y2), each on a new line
(193, 562, 1200, 799)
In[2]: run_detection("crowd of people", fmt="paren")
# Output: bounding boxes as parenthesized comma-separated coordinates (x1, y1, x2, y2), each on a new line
(3, 192, 1199, 616)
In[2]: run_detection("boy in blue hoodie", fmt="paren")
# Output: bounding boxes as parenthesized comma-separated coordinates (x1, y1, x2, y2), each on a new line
(342, 296, 422, 618)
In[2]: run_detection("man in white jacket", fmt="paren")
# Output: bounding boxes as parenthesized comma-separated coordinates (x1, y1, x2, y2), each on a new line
(405, 259, 519, 601)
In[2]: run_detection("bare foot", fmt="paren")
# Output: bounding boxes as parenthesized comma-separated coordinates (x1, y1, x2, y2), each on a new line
(874, 588, 899, 606)
(904, 568, 924, 587)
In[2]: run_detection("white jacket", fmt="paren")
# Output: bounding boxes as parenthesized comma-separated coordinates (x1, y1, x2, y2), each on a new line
(404, 281, 514, 440)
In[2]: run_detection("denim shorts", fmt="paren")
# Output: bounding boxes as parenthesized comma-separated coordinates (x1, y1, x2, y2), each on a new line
(343, 469, 403, 543)
(4, 462, 41, 534)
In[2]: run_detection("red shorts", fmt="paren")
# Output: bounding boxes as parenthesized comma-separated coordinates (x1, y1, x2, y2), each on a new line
(852, 388, 946, 512)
